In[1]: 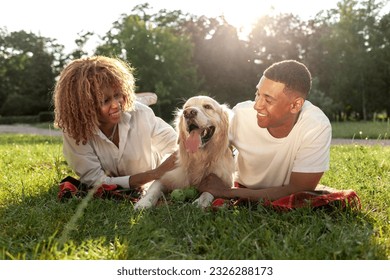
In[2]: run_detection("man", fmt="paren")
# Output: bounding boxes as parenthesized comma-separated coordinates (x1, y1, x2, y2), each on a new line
(199, 60, 331, 201)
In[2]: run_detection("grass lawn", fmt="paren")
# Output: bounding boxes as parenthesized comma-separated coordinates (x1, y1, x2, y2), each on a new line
(331, 120, 390, 139)
(0, 133, 389, 260)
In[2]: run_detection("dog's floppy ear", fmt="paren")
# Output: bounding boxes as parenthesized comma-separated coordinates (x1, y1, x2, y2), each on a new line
(175, 108, 186, 145)
(221, 104, 231, 126)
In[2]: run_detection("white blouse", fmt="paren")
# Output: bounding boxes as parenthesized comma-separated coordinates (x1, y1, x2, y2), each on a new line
(62, 102, 177, 188)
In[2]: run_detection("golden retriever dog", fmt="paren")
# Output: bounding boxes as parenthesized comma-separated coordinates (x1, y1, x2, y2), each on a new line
(134, 95, 234, 210)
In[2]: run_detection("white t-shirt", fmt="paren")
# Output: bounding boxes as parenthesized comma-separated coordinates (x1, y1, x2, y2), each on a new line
(230, 100, 331, 189)
(62, 102, 177, 188)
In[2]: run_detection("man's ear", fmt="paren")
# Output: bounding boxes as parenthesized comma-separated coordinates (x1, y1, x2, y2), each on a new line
(290, 97, 304, 113)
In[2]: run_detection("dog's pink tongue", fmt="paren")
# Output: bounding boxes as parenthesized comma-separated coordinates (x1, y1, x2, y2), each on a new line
(185, 130, 201, 153)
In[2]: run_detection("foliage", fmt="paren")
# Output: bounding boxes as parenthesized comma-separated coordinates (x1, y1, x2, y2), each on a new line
(95, 4, 201, 121)
(0, 134, 389, 260)
(308, 78, 339, 119)
(248, 13, 310, 64)
(306, 0, 389, 120)
(183, 16, 257, 108)
(0, 115, 39, 124)
(0, 29, 66, 116)
(0, 1, 389, 122)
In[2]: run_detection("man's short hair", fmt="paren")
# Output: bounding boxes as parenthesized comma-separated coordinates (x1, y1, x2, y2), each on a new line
(263, 60, 312, 98)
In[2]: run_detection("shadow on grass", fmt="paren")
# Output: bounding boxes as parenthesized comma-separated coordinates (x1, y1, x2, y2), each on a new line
(0, 187, 387, 260)
(1, 135, 388, 260)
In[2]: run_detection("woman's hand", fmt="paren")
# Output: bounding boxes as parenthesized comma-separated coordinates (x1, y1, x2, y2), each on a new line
(155, 151, 178, 177)
(128, 152, 178, 189)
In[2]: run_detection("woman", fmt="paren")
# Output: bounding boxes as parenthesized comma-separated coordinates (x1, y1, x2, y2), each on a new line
(53, 56, 177, 192)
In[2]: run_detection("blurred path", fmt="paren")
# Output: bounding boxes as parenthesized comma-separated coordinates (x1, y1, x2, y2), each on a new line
(0, 124, 389, 146)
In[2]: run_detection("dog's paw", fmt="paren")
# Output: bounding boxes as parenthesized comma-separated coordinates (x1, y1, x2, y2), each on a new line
(134, 198, 153, 210)
(193, 192, 214, 208)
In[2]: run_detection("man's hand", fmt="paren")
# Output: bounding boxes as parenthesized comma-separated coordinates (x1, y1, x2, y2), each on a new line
(198, 173, 232, 198)
(198, 172, 324, 202)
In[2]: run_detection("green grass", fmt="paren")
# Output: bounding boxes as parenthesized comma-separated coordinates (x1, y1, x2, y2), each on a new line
(0, 134, 389, 260)
(331, 120, 390, 139)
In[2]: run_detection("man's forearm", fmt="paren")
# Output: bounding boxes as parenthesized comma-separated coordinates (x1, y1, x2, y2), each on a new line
(229, 186, 292, 201)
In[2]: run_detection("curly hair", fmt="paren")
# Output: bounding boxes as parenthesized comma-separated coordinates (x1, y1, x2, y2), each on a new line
(264, 60, 312, 98)
(53, 56, 136, 145)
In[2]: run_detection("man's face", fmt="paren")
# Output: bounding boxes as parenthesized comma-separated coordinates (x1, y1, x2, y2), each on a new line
(253, 76, 299, 137)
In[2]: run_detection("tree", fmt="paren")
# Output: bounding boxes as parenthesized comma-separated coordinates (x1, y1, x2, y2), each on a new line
(306, 0, 388, 120)
(0, 28, 65, 116)
(248, 13, 310, 67)
(69, 31, 94, 60)
(95, 4, 201, 122)
(370, 11, 390, 117)
(182, 16, 256, 107)
(308, 78, 339, 119)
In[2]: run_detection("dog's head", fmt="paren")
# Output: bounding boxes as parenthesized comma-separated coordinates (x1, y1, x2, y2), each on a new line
(176, 95, 230, 154)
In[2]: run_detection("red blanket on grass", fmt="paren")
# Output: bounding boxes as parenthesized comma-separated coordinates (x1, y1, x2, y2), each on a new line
(57, 176, 140, 202)
(58, 176, 361, 211)
(266, 189, 361, 211)
(210, 182, 361, 211)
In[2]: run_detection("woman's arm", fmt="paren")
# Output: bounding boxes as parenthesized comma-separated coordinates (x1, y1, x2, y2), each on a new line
(128, 152, 177, 189)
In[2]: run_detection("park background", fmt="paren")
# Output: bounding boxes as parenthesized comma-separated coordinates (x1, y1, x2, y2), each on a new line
(0, 0, 389, 125)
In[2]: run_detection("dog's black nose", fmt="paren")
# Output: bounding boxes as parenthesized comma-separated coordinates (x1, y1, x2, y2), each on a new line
(184, 108, 197, 119)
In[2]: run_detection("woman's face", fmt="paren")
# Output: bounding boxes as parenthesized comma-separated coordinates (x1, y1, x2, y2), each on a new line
(98, 86, 124, 126)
